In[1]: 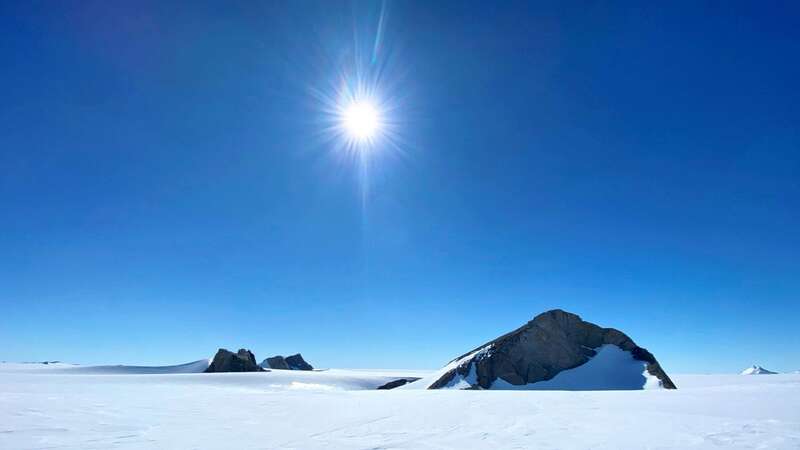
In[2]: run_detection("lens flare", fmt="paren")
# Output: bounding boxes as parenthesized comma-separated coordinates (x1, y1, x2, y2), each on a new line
(308, 0, 408, 210)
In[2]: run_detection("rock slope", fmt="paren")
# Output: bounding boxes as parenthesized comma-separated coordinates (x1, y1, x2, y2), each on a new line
(427, 309, 676, 390)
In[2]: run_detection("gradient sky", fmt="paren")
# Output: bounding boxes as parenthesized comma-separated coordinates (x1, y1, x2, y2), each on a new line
(1, 1, 799, 373)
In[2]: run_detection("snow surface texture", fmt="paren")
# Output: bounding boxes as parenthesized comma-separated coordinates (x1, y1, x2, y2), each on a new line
(407, 344, 662, 390)
(2, 363, 799, 449)
(740, 365, 778, 375)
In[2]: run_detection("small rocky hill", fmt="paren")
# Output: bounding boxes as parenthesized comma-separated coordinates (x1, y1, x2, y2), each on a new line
(260, 354, 313, 371)
(205, 349, 263, 373)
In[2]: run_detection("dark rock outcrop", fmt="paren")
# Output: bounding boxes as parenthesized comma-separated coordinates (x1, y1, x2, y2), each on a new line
(285, 354, 313, 371)
(428, 309, 676, 390)
(261, 356, 290, 370)
(259, 353, 314, 370)
(205, 348, 264, 373)
(376, 378, 421, 390)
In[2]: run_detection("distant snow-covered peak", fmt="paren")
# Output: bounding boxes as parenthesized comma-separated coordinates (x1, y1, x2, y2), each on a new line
(740, 365, 777, 375)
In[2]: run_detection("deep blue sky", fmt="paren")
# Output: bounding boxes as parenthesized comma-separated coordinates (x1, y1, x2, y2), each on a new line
(1, 1, 798, 373)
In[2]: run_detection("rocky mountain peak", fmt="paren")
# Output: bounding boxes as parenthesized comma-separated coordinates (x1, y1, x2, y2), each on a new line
(428, 309, 676, 390)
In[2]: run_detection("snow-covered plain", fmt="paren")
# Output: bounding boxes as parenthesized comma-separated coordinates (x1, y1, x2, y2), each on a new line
(1, 363, 799, 449)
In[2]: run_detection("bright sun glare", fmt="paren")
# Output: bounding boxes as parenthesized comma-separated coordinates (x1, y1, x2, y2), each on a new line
(342, 101, 380, 142)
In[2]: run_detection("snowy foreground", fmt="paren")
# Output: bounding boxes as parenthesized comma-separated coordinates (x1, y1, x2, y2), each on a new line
(1, 363, 798, 449)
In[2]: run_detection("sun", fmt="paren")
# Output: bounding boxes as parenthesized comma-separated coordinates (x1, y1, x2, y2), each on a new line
(341, 100, 381, 142)
(315, 76, 398, 158)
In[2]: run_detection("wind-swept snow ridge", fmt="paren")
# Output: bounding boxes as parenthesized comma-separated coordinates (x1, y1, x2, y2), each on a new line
(62, 359, 211, 374)
(402, 345, 493, 390)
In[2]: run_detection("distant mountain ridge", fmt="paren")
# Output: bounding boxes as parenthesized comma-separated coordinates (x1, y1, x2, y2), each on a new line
(740, 365, 777, 375)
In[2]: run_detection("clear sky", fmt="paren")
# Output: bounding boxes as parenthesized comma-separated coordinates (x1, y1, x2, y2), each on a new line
(1, 1, 798, 373)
